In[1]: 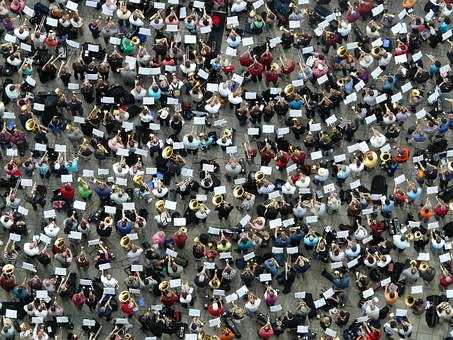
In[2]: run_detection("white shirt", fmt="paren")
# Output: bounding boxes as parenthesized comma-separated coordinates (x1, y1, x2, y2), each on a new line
(101, 275, 118, 288)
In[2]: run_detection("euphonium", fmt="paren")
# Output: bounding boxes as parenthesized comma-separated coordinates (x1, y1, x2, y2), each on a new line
(162, 146, 174, 159)
(410, 260, 417, 268)
(254, 171, 265, 183)
(371, 46, 383, 59)
(189, 199, 200, 211)
(131, 36, 140, 45)
(104, 216, 113, 225)
(209, 270, 221, 289)
(120, 236, 132, 251)
(233, 185, 245, 199)
(119, 291, 130, 303)
(406, 233, 414, 241)
(405, 295, 415, 307)
(380, 151, 391, 164)
(212, 194, 224, 207)
(414, 231, 422, 240)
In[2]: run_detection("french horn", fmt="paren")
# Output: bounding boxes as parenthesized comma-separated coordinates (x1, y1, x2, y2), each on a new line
(159, 280, 170, 292)
(284, 84, 295, 97)
(25, 118, 38, 132)
(155, 200, 165, 211)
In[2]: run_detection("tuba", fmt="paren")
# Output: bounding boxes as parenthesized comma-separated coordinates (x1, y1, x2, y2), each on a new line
(419, 262, 429, 272)
(212, 194, 224, 207)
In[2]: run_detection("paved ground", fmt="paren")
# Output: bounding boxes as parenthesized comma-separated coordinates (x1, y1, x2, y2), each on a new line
(0, 0, 452, 339)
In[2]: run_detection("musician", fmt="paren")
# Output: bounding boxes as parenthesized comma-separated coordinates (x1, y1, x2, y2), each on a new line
(240, 192, 255, 211)
(215, 200, 234, 221)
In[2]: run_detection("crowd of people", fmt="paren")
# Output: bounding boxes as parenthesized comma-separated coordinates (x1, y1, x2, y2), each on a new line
(0, 0, 452, 339)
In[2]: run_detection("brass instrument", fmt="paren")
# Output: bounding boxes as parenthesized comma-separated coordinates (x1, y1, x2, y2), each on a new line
(209, 270, 221, 289)
(337, 46, 348, 58)
(405, 232, 414, 241)
(189, 199, 200, 211)
(419, 262, 429, 272)
(104, 216, 113, 226)
(119, 291, 131, 303)
(405, 295, 415, 307)
(410, 260, 417, 268)
(233, 185, 245, 199)
(284, 84, 295, 97)
(254, 171, 265, 184)
(17, 98, 30, 112)
(2, 264, 14, 276)
(57, 273, 70, 293)
(155, 200, 165, 211)
(414, 231, 422, 240)
(120, 236, 133, 251)
(131, 36, 140, 45)
(159, 280, 170, 292)
(221, 128, 232, 140)
(371, 46, 384, 59)
(162, 146, 174, 159)
(380, 151, 391, 164)
(212, 194, 224, 207)
(54, 238, 66, 252)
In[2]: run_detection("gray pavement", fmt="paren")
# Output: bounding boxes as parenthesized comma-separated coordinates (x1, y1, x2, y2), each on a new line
(0, 0, 452, 339)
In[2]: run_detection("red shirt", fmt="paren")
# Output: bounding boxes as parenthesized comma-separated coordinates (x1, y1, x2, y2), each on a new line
(120, 302, 135, 317)
(260, 51, 272, 66)
(59, 185, 75, 200)
(248, 61, 264, 77)
(265, 70, 279, 82)
(207, 304, 224, 317)
(172, 233, 188, 248)
(275, 152, 290, 169)
(291, 151, 306, 165)
(366, 330, 381, 340)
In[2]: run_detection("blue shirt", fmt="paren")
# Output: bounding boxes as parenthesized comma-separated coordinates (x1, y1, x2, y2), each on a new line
(382, 201, 395, 213)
